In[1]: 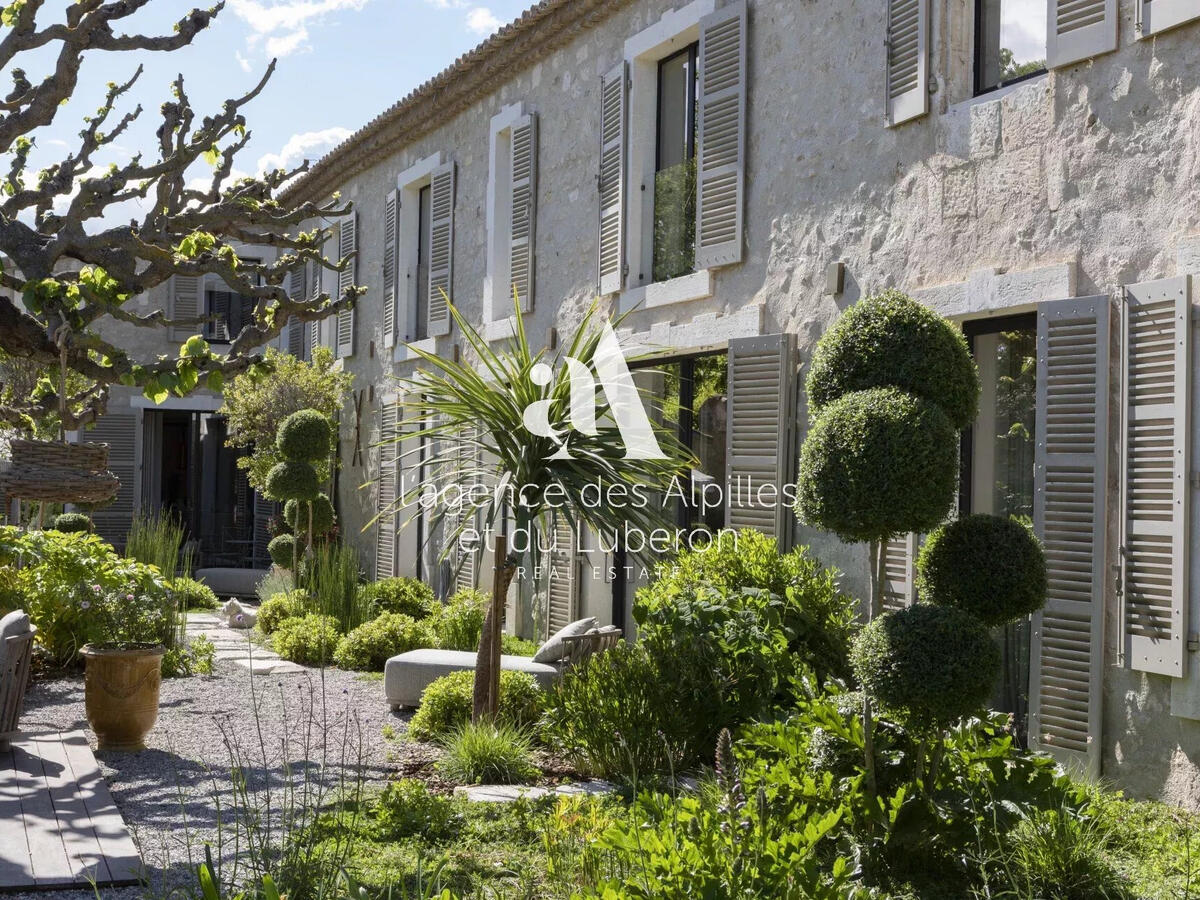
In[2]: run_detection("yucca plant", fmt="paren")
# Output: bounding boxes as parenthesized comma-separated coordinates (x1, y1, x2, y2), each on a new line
(389, 297, 693, 721)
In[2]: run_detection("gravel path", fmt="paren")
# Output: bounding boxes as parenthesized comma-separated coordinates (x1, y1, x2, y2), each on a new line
(15, 642, 411, 900)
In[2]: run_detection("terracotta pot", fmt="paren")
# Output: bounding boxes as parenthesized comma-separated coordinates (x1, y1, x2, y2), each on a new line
(80, 644, 165, 752)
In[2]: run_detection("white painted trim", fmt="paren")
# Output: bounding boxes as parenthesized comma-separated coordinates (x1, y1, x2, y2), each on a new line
(623, 0, 716, 60)
(394, 152, 445, 346)
(485, 103, 526, 324)
(618, 269, 714, 314)
(393, 336, 438, 364)
(130, 394, 224, 412)
(617, 303, 763, 357)
(483, 316, 517, 342)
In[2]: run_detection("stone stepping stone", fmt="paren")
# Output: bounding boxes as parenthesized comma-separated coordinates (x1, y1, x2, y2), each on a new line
(454, 781, 617, 803)
(231, 658, 303, 675)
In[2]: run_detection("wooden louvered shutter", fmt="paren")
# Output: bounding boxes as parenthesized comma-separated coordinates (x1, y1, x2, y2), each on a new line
(510, 115, 538, 313)
(383, 189, 400, 348)
(336, 214, 357, 358)
(1047, 0, 1117, 68)
(287, 268, 306, 358)
(598, 62, 627, 296)
(84, 411, 141, 549)
(882, 534, 920, 612)
(1029, 295, 1110, 777)
(452, 425, 481, 592)
(427, 163, 455, 338)
(725, 334, 798, 544)
(1121, 277, 1190, 677)
(885, 0, 929, 127)
(376, 398, 399, 580)
(169, 275, 201, 342)
(546, 516, 578, 639)
(1138, 0, 1200, 35)
(309, 257, 323, 354)
(696, 1, 747, 269)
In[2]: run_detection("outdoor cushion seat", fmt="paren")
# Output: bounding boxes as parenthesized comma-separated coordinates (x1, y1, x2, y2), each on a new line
(385, 648, 560, 710)
(195, 567, 268, 599)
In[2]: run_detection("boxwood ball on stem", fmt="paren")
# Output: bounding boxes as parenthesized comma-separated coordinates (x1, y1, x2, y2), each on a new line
(284, 494, 335, 535)
(276, 408, 334, 461)
(268, 533, 300, 569)
(265, 459, 320, 502)
(795, 387, 959, 543)
(806, 289, 980, 431)
(916, 513, 1047, 627)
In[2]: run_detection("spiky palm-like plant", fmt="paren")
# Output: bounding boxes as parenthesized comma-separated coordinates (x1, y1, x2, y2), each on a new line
(391, 300, 693, 721)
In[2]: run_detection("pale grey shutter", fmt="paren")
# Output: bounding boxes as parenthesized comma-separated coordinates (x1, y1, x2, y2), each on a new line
(309, 257, 322, 354)
(1029, 295, 1110, 777)
(168, 275, 201, 342)
(883, 534, 920, 612)
(1047, 0, 1118, 68)
(84, 411, 141, 549)
(510, 114, 538, 314)
(336, 214, 357, 358)
(546, 515, 578, 638)
(1139, 0, 1200, 35)
(1121, 277, 1190, 677)
(287, 268, 306, 358)
(885, 0, 929, 127)
(696, 1, 747, 269)
(450, 425, 481, 592)
(427, 162, 455, 338)
(376, 398, 399, 580)
(383, 189, 400, 348)
(725, 334, 798, 544)
(598, 62, 627, 296)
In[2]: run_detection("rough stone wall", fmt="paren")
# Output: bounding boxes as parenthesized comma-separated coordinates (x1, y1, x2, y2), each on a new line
(309, 0, 1200, 805)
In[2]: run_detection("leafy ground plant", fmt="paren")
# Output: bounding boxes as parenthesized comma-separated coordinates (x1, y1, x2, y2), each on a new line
(436, 721, 539, 785)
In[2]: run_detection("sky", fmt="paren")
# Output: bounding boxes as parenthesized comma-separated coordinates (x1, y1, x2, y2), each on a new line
(16, 0, 535, 216)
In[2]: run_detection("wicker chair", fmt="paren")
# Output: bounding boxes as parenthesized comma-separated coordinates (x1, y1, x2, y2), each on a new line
(0, 621, 36, 752)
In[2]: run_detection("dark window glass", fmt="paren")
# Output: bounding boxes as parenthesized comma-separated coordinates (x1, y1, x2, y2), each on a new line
(415, 184, 432, 341)
(653, 44, 699, 284)
(976, 0, 1047, 94)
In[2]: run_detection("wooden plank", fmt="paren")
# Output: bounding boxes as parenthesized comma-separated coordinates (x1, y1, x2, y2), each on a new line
(59, 731, 141, 884)
(0, 747, 34, 889)
(32, 733, 111, 885)
(10, 740, 75, 886)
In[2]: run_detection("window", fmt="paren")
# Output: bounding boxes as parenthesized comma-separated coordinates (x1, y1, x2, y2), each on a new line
(414, 184, 432, 341)
(975, 0, 1047, 94)
(204, 262, 262, 343)
(653, 44, 699, 284)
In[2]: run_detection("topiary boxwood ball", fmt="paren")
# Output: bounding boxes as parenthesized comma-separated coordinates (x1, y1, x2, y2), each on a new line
(51, 512, 93, 533)
(916, 514, 1047, 628)
(268, 533, 300, 569)
(795, 387, 959, 543)
(284, 494, 335, 535)
(851, 603, 1000, 730)
(276, 409, 333, 461)
(807, 289, 980, 430)
(265, 459, 320, 502)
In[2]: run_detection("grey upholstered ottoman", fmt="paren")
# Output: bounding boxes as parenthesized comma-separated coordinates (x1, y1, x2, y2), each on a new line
(384, 648, 561, 709)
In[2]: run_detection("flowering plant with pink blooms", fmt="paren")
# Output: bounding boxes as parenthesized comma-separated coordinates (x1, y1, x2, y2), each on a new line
(82, 582, 175, 650)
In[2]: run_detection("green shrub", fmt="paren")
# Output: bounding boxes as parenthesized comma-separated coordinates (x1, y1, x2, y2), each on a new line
(408, 669, 544, 742)
(638, 529, 857, 682)
(796, 387, 959, 543)
(276, 408, 334, 461)
(284, 494, 335, 535)
(268, 533, 300, 569)
(172, 576, 218, 610)
(851, 604, 1000, 730)
(256, 568, 293, 604)
(1000, 806, 1129, 900)
(304, 541, 368, 633)
(917, 513, 1047, 627)
(163, 634, 216, 677)
(51, 513, 92, 533)
(265, 459, 320, 502)
(372, 779, 457, 841)
(435, 722, 538, 785)
(271, 613, 342, 666)
(806, 289, 980, 430)
(333, 612, 437, 671)
(433, 589, 488, 651)
(257, 590, 309, 634)
(360, 577, 436, 620)
(500, 634, 539, 657)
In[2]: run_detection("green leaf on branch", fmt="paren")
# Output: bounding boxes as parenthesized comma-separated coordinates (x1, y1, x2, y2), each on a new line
(145, 379, 169, 405)
(181, 335, 210, 360)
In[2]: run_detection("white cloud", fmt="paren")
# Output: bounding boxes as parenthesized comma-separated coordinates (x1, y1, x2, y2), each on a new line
(256, 127, 352, 174)
(235, 51, 253, 73)
(228, 0, 370, 56)
(466, 7, 501, 35)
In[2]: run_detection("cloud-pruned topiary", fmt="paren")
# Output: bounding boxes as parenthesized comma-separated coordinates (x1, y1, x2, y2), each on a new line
(51, 512, 93, 533)
(806, 289, 980, 430)
(277, 408, 334, 462)
(850, 604, 1000, 730)
(795, 388, 959, 543)
(268, 534, 300, 569)
(916, 514, 1047, 628)
(284, 494, 335, 535)
(265, 459, 320, 502)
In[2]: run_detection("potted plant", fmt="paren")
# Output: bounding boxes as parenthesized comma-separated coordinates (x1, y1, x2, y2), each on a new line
(79, 582, 172, 751)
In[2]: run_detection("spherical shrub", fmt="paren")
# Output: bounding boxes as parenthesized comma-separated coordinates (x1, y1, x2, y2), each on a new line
(850, 604, 1000, 730)
(408, 669, 544, 742)
(916, 514, 1047, 627)
(271, 613, 342, 666)
(172, 576, 219, 610)
(51, 512, 93, 534)
(796, 388, 960, 543)
(283, 494, 336, 535)
(276, 408, 334, 461)
(433, 589, 489, 651)
(333, 612, 437, 671)
(807, 289, 980, 430)
(268, 533, 300, 569)
(360, 577, 436, 620)
(257, 590, 309, 634)
(265, 459, 320, 502)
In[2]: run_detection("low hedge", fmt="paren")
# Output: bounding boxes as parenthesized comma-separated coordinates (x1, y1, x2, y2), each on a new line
(271, 613, 342, 666)
(333, 612, 438, 671)
(258, 590, 309, 634)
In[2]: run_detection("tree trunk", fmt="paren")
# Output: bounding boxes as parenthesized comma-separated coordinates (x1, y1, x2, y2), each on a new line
(473, 532, 516, 723)
(863, 538, 887, 799)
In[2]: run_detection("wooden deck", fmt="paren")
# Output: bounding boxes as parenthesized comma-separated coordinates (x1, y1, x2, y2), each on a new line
(0, 731, 141, 892)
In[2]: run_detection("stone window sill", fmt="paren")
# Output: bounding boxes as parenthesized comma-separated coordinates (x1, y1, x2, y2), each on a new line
(618, 269, 714, 314)
(392, 337, 437, 364)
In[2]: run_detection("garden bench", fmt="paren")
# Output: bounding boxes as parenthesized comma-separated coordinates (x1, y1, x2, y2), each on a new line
(0, 611, 36, 752)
